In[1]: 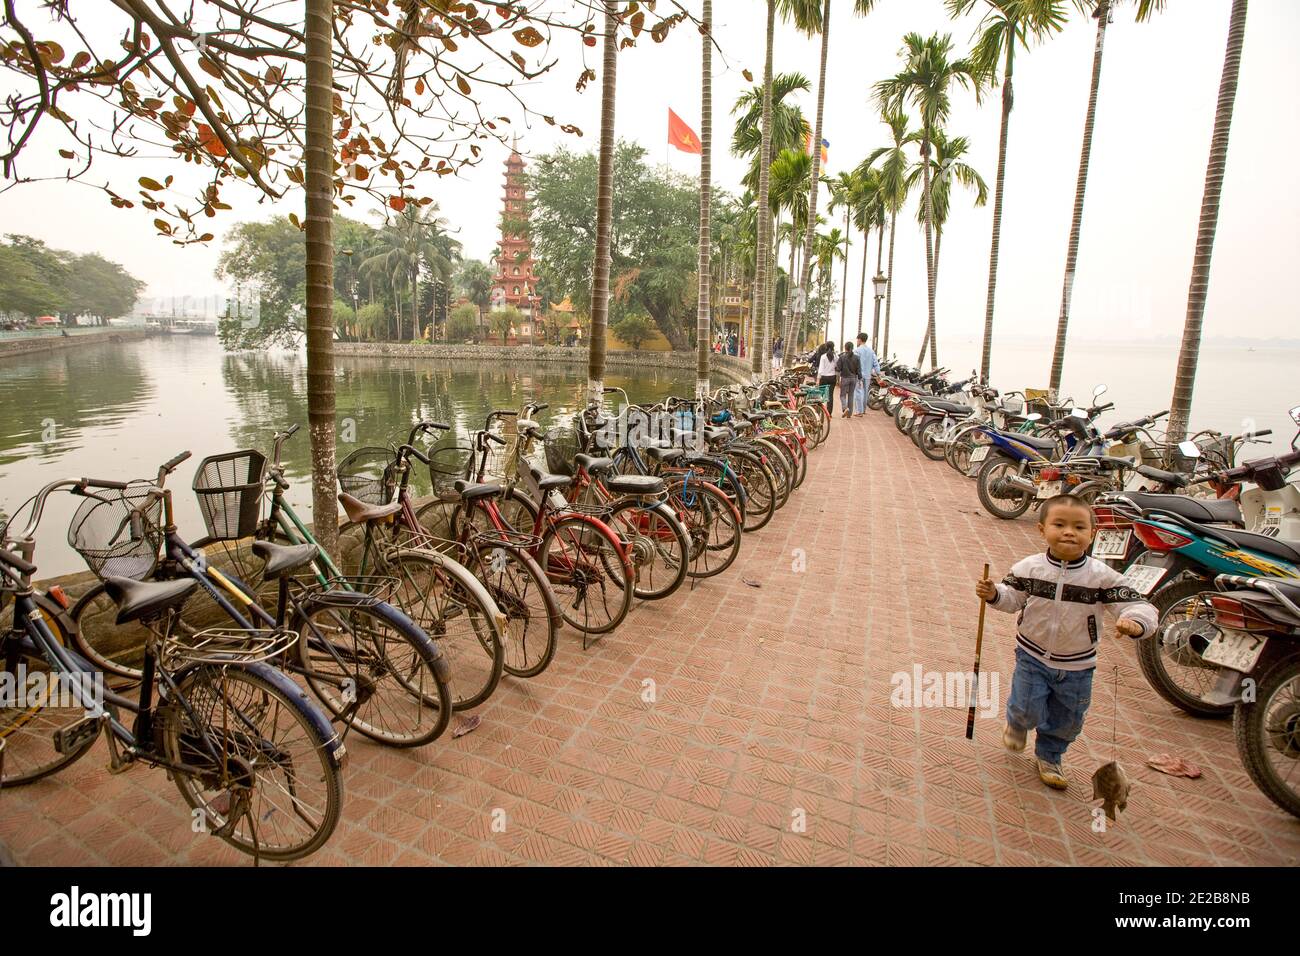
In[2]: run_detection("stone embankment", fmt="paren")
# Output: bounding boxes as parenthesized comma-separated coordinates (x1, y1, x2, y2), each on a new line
(0, 329, 151, 360)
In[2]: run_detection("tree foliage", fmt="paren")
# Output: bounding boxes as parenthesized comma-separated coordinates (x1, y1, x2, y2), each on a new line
(0, 234, 143, 321)
(530, 140, 711, 351)
(612, 313, 655, 350)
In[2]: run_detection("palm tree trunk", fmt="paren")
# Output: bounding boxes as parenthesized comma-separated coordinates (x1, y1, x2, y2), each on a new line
(921, 128, 938, 369)
(981, 39, 1016, 384)
(411, 264, 420, 341)
(1049, 0, 1110, 393)
(304, 0, 337, 559)
(872, 220, 885, 345)
(752, 0, 776, 382)
(917, 230, 943, 365)
(882, 207, 898, 358)
(1168, 0, 1247, 444)
(788, 0, 832, 363)
(587, 2, 619, 404)
(840, 205, 851, 340)
(857, 229, 869, 337)
(696, 0, 714, 400)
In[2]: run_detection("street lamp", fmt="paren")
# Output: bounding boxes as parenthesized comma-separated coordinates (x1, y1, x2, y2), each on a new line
(871, 271, 888, 346)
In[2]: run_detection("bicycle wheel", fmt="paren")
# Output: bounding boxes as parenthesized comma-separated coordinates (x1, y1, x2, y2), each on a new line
(540, 515, 633, 635)
(752, 439, 792, 510)
(162, 663, 343, 862)
(0, 629, 101, 787)
(296, 592, 452, 747)
(387, 549, 503, 711)
(475, 543, 560, 678)
(667, 477, 742, 579)
(797, 405, 823, 449)
(604, 498, 689, 601)
(730, 450, 777, 532)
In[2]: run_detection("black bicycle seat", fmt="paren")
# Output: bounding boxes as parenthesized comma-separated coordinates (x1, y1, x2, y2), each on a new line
(605, 474, 665, 497)
(645, 446, 684, 463)
(252, 539, 319, 580)
(104, 576, 198, 625)
(574, 454, 615, 475)
(453, 480, 504, 501)
(528, 467, 571, 493)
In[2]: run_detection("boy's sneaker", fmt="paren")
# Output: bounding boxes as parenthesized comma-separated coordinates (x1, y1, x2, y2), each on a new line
(1002, 723, 1027, 752)
(1037, 759, 1068, 790)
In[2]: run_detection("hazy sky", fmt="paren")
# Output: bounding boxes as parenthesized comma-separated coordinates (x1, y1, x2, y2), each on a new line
(2, 0, 1296, 352)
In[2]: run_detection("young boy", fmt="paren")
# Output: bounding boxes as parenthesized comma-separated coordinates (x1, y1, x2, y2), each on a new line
(975, 494, 1157, 790)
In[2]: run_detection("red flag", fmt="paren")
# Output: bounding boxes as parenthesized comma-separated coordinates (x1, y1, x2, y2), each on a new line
(667, 108, 702, 154)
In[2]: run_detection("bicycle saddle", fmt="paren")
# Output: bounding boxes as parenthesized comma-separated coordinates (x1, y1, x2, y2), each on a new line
(453, 479, 504, 501)
(338, 491, 402, 524)
(252, 539, 320, 580)
(605, 474, 665, 497)
(527, 467, 571, 493)
(645, 446, 684, 463)
(103, 576, 198, 625)
(574, 453, 615, 475)
(703, 426, 733, 443)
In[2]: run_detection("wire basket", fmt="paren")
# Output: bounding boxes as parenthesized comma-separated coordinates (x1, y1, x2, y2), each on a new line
(162, 626, 298, 667)
(193, 450, 267, 542)
(337, 447, 397, 506)
(429, 442, 474, 494)
(67, 482, 163, 581)
(544, 425, 580, 476)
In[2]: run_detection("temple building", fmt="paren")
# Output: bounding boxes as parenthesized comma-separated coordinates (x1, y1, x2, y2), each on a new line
(491, 147, 542, 343)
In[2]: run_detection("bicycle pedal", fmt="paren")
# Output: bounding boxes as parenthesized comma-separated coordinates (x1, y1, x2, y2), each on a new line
(53, 714, 103, 756)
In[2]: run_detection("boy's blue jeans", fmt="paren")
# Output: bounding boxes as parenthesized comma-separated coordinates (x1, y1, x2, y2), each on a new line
(1006, 647, 1095, 763)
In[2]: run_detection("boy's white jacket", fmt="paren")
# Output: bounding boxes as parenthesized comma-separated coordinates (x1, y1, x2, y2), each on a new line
(989, 552, 1158, 672)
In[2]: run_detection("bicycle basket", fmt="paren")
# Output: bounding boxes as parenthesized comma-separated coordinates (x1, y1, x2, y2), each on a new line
(192, 449, 267, 541)
(67, 482, 163, 581)
(337, 447, 397, 506)
(429, 441, 474, 494)
(544, 425, 580, 477)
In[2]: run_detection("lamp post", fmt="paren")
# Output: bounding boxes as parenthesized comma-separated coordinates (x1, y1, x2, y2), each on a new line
(871, 271, 887, 347)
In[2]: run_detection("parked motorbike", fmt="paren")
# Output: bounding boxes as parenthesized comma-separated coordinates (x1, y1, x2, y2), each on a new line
(1198, 574, 1300, 818)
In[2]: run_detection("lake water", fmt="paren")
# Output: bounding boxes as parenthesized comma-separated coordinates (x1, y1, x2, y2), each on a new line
(0, 336, 712, 576)
(1, 334, 1295, 576)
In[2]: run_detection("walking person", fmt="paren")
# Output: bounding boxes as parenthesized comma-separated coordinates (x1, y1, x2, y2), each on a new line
(834, 342, 860, 419)
(852, 332, 880, 417)
(815, 341, 837, 411)
(771, 335, 784, 374)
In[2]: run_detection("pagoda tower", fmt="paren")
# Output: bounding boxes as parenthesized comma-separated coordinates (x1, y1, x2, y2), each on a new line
(491, 147, 542, 341)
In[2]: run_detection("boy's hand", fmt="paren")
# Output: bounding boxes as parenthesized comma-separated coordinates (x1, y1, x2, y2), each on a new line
(975, 576, 997, 602)
(1115, 619, 1144, 638)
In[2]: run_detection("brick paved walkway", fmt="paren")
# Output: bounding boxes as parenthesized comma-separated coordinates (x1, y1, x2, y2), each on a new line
(4, 410, 1299, 866)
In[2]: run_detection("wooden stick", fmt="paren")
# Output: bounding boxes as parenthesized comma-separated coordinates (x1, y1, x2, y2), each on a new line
(965, 562, 991, 741)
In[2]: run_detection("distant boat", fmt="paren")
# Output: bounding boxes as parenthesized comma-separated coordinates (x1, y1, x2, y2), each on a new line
(167, 326, 195, 335)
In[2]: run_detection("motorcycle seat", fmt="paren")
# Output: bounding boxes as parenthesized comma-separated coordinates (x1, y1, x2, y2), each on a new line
(1136, 464, 1190, 488)
(1123, 492, 1243, 527)
(1000, 432, 1058, 453)
(919, 400, 971, 416)
(1169, 517, 1300, 565)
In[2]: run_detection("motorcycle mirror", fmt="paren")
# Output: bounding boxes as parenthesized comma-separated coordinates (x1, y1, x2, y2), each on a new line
(1290, 404, 1300, 426)
(1093, 384, 1108, 399)
(1177, 440, 1201, 459)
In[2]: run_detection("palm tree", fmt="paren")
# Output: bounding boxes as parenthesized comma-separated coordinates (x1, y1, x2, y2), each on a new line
(779, 0, 881, 364)
(733, 72, 812, 190)
(697, 0, 714, 400)
(751, 0, 778, 381)
(304, 0, 337, 559)
(877, 33, 983, 370)
(361, 205, 458, 341)
(863, 109, 914, 361)
(906, 128, 987, 361)
(827, 170, 858, 340)
(1168, 0, 1246, 443)
(1048, 0, 1165, 391)
(850, 166, 887, 343)
(949, 0, 1069, 383)
(455, 259, 494, 337)
(588, 2, 619, 403)
(814, 226, 848, 343)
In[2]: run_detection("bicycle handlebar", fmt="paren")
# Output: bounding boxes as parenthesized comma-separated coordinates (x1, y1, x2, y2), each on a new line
(157, 450, 192, 484)
(0, 546, 36, 575)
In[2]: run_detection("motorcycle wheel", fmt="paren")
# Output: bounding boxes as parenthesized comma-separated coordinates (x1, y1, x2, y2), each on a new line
(1135, 578, 1232, 718)
(1234, 653, 1300, 819)
(917, 419, 947, 461)
(894, 408, 911, 434)
(976, 455, 1032, 520)
(867, 391, 885, 411)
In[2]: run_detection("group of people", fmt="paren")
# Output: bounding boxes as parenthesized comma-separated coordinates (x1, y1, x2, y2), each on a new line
(810, 333, 881, 419)
(713, 331, 741, 357)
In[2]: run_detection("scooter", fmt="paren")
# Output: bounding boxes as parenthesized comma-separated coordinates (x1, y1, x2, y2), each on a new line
(1197, 573, 1300, 818)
